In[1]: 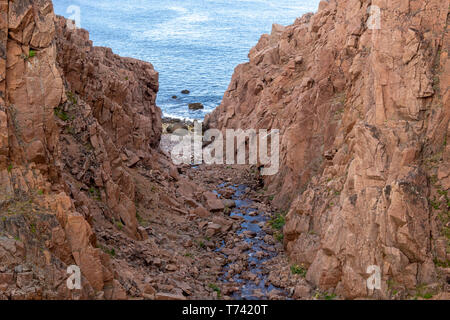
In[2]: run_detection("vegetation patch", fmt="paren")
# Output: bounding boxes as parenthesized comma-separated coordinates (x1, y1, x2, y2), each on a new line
(115, 220, 124, 231)
(88, 187, 102, 201)
(67, 91, 78, 104)
(275, 232, 284, 243)
(269, 211, 286, 230)
(290, 264, 307, 277)
(54, 107, 69, 121)
(196, 239, 206, 249)
(208, 283, 221, 298)
(413, 284, 436, 300)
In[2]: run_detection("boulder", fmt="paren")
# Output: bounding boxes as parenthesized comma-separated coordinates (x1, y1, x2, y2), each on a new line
(188, 103, 204, 110)
(190, 206, 210, 218)
(222, 199, 236, 208)
(167, 123, 188, 134)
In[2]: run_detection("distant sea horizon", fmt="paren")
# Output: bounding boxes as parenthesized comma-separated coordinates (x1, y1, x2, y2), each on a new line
(53, 0, 320, 121)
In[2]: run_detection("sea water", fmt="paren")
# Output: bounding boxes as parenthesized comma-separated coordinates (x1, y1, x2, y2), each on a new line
(53, 0, 320, 120)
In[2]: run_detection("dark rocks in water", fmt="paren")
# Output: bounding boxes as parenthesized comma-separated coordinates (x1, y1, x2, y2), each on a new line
(188, 103, 204, 110)
(172, 95, 178, 99)
(181, 90, 190, 94)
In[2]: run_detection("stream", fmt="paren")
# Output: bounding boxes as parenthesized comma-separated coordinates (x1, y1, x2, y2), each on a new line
(215, 183, 289, 300)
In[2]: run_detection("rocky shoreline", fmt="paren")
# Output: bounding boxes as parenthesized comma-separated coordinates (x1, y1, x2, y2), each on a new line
(162, 117, 196, 134)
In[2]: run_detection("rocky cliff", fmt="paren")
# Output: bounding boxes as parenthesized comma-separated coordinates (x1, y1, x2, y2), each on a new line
(205, 0, 449, 298)
(0, 0, 161, 299)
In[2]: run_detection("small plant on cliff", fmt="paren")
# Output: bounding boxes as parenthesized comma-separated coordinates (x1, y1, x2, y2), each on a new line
(414, 284, 435, 300)
(7, 164, 12, 173)
(115, 220, 124, 231)
(433, 258, 450, 268)
(196, 240, 206, 249)
(54, 107, 69, 121)
(109, 248, 116, 257)
(269, 211, 286, 230)
(275, 232, 284, 243)
(24, 49, 37, 60)
(66, 91, 78, 104)
(208, 283, 221, 298)
(99, 244, 116, 257)
(290, 264, 307, 277)
(324, 292, 337, 300)
(88, 187, 101, 201)
(136, 212, 146, 226)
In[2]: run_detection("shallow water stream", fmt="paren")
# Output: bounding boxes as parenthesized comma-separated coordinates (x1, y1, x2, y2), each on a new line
(216, 184, 289, 300)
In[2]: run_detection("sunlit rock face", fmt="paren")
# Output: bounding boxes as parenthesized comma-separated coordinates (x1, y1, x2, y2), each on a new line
(205, 0, 449, 298)
(0, 0, 161, 299)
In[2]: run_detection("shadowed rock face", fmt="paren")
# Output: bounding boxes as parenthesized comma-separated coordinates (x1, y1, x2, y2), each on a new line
(0, 0, 161, 299)
(205, 0, 449, 298)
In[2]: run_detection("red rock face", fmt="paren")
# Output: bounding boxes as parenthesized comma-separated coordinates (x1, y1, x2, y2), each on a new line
(54, 17, 162, 152)
(206, 0, 449, 298)
(53, 16, 162, 241)
(0, 0, 161, 299)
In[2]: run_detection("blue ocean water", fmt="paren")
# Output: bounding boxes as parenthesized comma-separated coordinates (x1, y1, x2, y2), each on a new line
(53, 0, 320, 120)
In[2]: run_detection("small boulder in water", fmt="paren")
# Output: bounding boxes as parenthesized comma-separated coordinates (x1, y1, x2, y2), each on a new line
(181, 89, 190, 94)
(222, 199, 236, 208)
(188, 103, 204, 110)
(172, 95, 178, 99)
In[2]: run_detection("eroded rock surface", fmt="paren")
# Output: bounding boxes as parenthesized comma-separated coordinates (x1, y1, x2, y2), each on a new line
(205, 0, 449, 298)
(0, 0, 448, 300)
(0, 0, 162, 299)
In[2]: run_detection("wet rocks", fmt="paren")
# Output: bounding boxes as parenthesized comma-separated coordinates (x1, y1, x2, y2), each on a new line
(188, 103, 204, 110)
(166, 123, 188, 134)
(222, 199, 236, 208)
(181, 90, 190, 94)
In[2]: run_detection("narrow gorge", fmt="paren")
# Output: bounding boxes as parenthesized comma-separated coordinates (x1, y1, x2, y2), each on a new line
(0, 0, 448, 301)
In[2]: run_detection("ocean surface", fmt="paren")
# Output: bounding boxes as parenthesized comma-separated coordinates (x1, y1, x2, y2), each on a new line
(53, 0, 320, 120)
